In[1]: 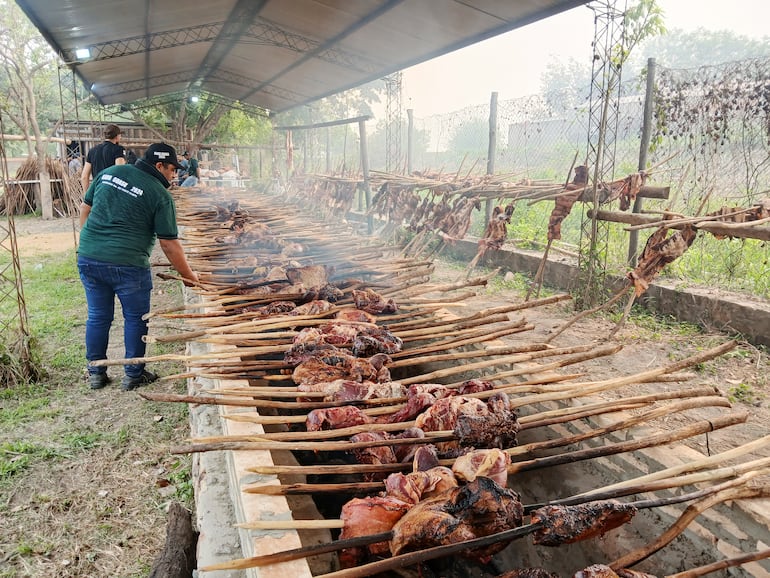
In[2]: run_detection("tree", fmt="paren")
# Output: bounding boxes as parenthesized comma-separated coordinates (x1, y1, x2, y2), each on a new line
(540, 0, 665, 111)
(0, 0, 60, 217)
(448, 117, 488, 158)
(540, 56, 593, 112)
(633, 27, 770, 70)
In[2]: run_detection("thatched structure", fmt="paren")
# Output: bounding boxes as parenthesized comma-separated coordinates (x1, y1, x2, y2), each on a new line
(1, 156, 82, 216)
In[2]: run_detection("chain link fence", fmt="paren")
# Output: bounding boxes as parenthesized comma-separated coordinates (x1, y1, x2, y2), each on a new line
(267, 57, 770, 299)
(647, 58, 770, 297)
(406, 59, 770, 298)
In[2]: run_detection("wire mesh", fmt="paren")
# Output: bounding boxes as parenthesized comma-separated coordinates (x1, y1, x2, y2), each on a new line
(270, 56, 770, 299)
(647, 58, 770, 297)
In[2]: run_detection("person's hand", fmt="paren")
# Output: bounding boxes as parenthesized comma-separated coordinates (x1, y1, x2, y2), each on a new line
(182, 272, 199, 287)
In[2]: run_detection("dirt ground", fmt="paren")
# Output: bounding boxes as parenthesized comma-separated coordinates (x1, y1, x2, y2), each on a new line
(2, 216, 193, 578)
(4, 216, 770, 577)
(427, 261, 770, 459)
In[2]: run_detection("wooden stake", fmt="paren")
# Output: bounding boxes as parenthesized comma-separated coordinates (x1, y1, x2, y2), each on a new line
(508, 412, 748, 475)
(545, 284, 632, 344)
(666, 548, 770, 578)
(609, 485, 770, 571)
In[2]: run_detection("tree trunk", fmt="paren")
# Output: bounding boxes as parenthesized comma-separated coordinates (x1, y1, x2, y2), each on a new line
(149, 502, 198, 578)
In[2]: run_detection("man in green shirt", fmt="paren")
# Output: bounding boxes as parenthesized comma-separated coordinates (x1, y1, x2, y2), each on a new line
(78, 143, 198, 391)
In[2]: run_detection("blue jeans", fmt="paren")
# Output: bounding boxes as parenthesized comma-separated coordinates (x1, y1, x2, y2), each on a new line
(77, 255, 152, 378)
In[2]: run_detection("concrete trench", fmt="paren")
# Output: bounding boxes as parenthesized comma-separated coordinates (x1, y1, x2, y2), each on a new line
(179, 202, 770, 577)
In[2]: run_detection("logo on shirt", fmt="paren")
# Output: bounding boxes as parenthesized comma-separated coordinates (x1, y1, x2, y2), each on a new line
(101, 173, 144, 197)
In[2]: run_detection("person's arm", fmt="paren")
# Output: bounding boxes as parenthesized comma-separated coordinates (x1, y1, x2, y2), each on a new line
(158, 238, 198, 286)
(80, 162, 92, 191)
(79, 202, 91, 228)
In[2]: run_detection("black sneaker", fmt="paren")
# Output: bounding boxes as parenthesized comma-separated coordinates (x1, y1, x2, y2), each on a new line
(121, 370, 159, 391)
(89, 373, 111, 390)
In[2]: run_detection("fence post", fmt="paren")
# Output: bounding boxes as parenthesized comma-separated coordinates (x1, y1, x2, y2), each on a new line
(407, 108, 414, 175)
(628, 57, 656, 266)
(358, 119, 373, 234)
(485, 91, 498, 221)
(325, 127, 331, 174)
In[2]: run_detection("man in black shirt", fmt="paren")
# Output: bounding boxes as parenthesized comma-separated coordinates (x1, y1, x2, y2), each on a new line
(81, 124, 126, 190)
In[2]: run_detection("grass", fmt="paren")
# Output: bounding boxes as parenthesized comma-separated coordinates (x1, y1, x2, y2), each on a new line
(0, 238, 194, 577)
(727, 382, 764, 405)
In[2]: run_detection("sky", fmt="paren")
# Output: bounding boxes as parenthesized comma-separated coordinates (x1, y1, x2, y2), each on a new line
(401, 0, 770, 115)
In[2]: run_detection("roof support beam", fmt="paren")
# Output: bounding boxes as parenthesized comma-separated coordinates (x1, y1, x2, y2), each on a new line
(62, 16, 379, 74)
(96, 67, 305, 108)
(61, 23, 224, 62)
(236, 0, 405, 103)
(195, 0, 270, 90)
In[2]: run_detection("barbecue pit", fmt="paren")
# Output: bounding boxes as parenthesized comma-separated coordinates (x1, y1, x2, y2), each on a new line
(129, 185, 770, 577)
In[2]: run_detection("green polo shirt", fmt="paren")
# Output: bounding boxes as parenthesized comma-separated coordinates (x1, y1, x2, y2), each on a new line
(78, 163, 179, 268)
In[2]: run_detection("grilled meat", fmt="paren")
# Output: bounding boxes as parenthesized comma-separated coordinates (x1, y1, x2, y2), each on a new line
(292, 351, 391, 385)
(305, 405, 373, 431)
(288, 299, 335, 316)
(413, 444, 440, 471)
(353, 288, 398, 314)
(284, 342, 341, 367)
(416, 394, 518, 454)
(498, 569, 559, 578)
(329, 381, 406, 403)
(628, 225, 697, 297)
(350, 431, 397, 481)
(384, 466, 458, 505)
(389, 477, 524, 562)
(530, 501, 638, 546)
(351, 326, 403, 357)
(336, 309, 378, 324)
(285, 265, 330, 287)
(573, 566, 620, 578)
(452, 448, 511, 487)
(232, 300, 296, 316)
(385, 384, 454, 424)
(454, 392, 519, 449)
(339, 496, 411, 568)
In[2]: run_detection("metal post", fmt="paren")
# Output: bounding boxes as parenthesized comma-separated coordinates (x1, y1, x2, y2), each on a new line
(407, 108, 414, 175)
(628, 57, 656, 266)
(485, 91, 498, 221)
(358, 119, 373, 234)
(325, 127, 331, 174)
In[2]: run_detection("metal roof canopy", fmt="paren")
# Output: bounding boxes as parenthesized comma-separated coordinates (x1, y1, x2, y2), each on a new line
(17, 0, 587, 115)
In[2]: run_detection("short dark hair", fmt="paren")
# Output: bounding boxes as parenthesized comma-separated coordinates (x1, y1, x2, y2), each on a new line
(104, 124, 121, 139)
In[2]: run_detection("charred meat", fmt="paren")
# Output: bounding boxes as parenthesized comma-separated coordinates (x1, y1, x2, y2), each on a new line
(353, 288, 398, 314)
(530, 501, 637, 546)
(389, 477, 524, 562)
(454, 392, 520, 449)
(498, 569, 559, 578)
(416, 394, 519, 454)
(351, 326, 403, 357)
(292, 351, 391, 385)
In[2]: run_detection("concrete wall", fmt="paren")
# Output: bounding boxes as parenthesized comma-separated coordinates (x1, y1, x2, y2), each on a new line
(443, 238, 770, 347)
